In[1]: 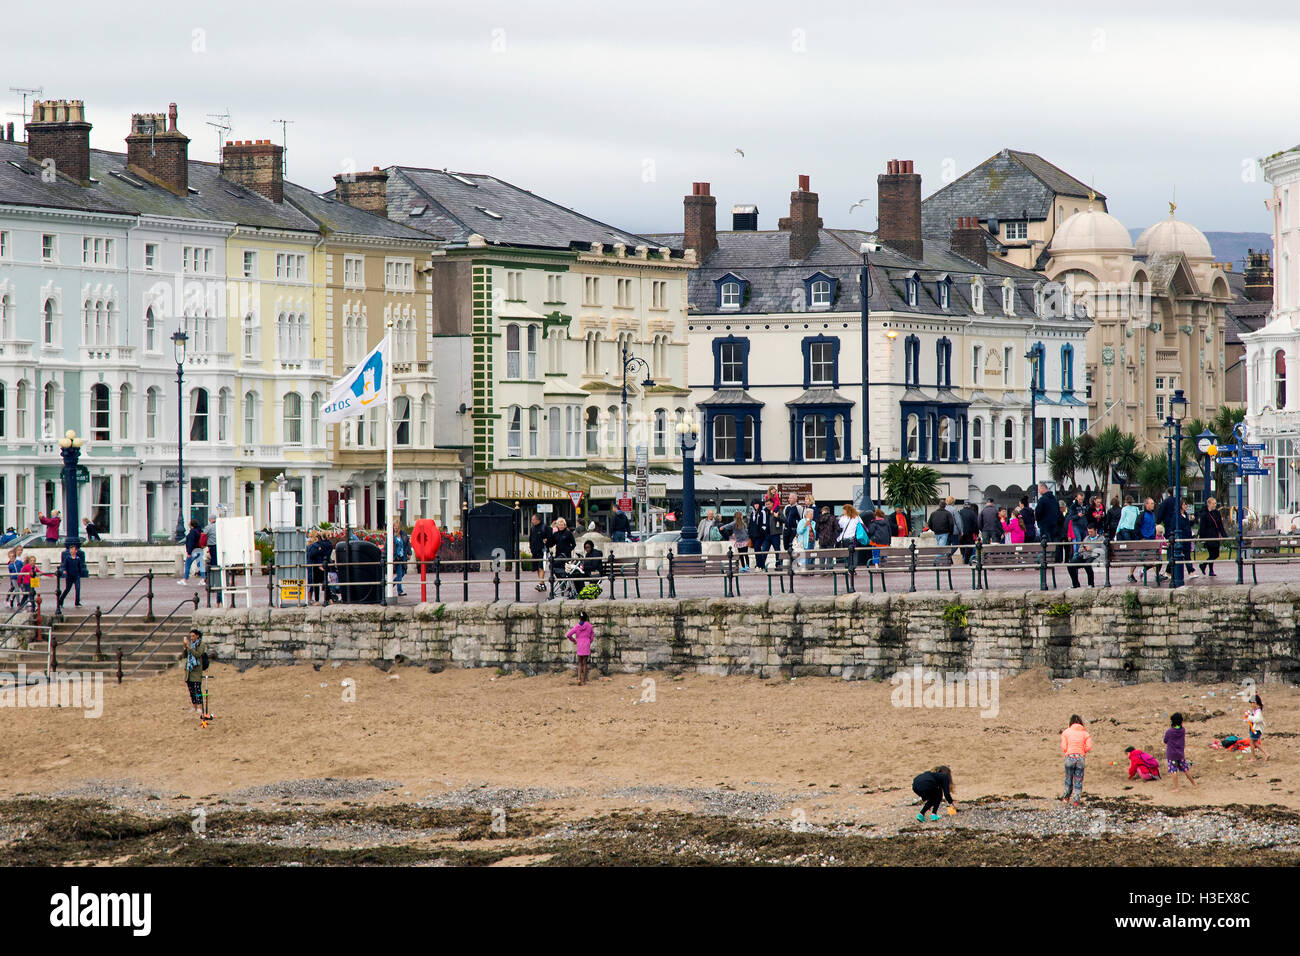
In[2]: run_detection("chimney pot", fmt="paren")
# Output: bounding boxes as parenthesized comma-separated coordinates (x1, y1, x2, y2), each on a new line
(877, 159, 924, 260)
(126, 105, 190, 195)
(798, 174, 810, 192)
(26, 98, 93, 184)
(684, 181, 718, 260)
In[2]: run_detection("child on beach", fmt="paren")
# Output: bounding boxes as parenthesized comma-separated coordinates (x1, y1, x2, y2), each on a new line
(565, 610, 594, 686)
(1245, 695, 1270, 761)
(1059, 714, 1093, 806)
(1164, 713, 1196, 790)
(1124, 746, 1160, 781)
(911, 766, 956, 822)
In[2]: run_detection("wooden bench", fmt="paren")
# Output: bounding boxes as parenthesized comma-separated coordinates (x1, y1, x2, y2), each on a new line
(761, 546, 857, 595)
(1240, 534, 1300, 583)
(658, 552, 736, 597)
(1106, 538, 1167, 585)
(604, 555, 642, 599)
(861, 546, 915, 593)
(976, 542, 1057, 589)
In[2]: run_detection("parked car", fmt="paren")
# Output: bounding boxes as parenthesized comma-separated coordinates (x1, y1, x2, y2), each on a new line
(644, 531, 681, 545)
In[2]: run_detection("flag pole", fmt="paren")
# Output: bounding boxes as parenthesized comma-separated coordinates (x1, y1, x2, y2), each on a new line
(384, 321, 395, 601)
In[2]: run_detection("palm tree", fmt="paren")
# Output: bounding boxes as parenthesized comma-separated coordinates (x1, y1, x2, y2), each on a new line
(1047, 437, 1078, 491)
(882, 460, 941, 528)
(1076, 432, 1098, 488)
(1136, 454, 1170, 501)
(1113, 432, 1144, 499)
(1209, 405, 1247, 495)
(1087, 425, 1124, 498)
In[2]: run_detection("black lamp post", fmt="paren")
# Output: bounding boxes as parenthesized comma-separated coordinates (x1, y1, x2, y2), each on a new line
(1168, 387, 1189, 588)
(676, 416, 701, 555)
(620, 344, 654, 519)
(172, 330, 188, 541)
(1026, 347, 1041, 499)
(1196, 428, 1216, 502)
(859, 241, 878, 514)
(58, 429, 85, 548)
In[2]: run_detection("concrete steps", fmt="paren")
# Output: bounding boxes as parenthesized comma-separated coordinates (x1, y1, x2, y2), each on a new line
(0, 613, 191, 678)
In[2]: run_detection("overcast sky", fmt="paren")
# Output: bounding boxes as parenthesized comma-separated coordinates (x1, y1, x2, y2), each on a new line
(7, 1, 1292, 241)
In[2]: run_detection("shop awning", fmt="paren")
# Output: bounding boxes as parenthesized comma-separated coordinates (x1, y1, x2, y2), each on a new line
(484, 467, 626, 502)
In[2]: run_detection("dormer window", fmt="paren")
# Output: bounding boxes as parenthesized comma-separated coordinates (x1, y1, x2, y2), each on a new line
(715, 273, 749, 311)
(1033, 281, 1045, 316)
(905, 272, 919, 308)
(802, 272, 837, 311)
(937, 275, 951, 310)
(1004, 220, 1028, 241)
(1002, 280, 1015, 315)
(971, 278, 984, 314)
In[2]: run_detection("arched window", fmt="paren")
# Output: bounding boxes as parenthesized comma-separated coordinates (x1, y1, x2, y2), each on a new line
(284, 391, 303, 445)
(507, 405, 522, 457)
(243, 312, 257, 359)
(585, 406, 600, 454)
(1003, 418, 1014, 460)
(0, 294, 11, 340)
(938, 416, 952, 461)
(505, 324, 521, 378)
(528, 405, 540, 456)
(906, 413, 919, 459)
(972, 418, 983, 460)
(1276, 349, 1287, 409)
(218, 388, 231, 442)
(526, 325, 538, 378)
(45, 381, 60, 439)
(810, 280, 831, 309)
(119, 383, 130, 440)
(549, 406, 563, 456)
(311, 392, 323, 446)
(15, 381, 28, 439)
(605, 404, 619, 450)
(189, 387, 209, 442)
(720, 281, 741, 309)
(243, 391, 258, 444)
(43, 299, 57, 346)
(146, 387, 158, 440)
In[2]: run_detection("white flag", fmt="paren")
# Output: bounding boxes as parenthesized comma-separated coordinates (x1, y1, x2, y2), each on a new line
(322, 335, 390, 425)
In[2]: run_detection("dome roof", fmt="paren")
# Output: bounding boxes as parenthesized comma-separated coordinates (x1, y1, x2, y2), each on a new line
(1134, 215, 1212, 260)
(1049, 208, 1133, 255)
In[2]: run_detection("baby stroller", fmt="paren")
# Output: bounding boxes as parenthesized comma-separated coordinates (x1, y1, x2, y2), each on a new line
(552, 559, 602, 600)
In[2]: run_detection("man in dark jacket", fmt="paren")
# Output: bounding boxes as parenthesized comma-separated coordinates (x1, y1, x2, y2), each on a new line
(1103, 496, 1123, 539)
(978, 498, 1003, 544)
(529, 514, 552, 592)
(928, 502, 955, 546)
(750, 500, 777, 570)
(1154, 490, 1178, 577)
(1034, 483, 1060, 543)
(1019, 495, 1037, 542)
(1067, 491, 1089, 551)
(58, 541, 87, 609)
(782, 494, 802, 555)
(609, 507, 631, 543)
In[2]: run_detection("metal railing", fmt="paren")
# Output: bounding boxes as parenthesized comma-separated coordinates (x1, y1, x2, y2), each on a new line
(123, 593, 201, 679)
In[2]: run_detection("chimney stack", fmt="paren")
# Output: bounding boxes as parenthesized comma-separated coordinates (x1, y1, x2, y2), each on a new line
(220, 139, 284, 203)
(877, 159, 923, 260)
(683, 182, 717, 261)
(26, 99, 92, 184)
(125, 103, 190, 196)
(1244, 248, 1274, 302)
(778, 174, 822, 260)
(333, 166, 389, 217)
(950, 216, 988, 267)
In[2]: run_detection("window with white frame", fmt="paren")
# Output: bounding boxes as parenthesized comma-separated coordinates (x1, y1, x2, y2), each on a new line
(546, 274, 564, 302)
(616, 278, 632, 307)
(275, 253, 306, 281)
(42, 234, 57, 263)
(0, 231, 9, 259)
(1004, 220, 1028, 241)
(584, 276, 600, 305)
(551, 407, 564, 456)
(146, 388, 158, 440)
(394, 396, 410, 446)
(972, 345, 983, 386)
(384, 259, 414, 291)
(506, 271, 524, 300)
(46, 381, 61, 439)
(419, 395, 430, 446)
(505, 324, 521, 378)
(1002, 281, 1015, 314)
(810, 280, 832, 309)
(144, 306, 157, 352)
(720, 281, 741, 310)
(243, 391, 258, 443)
(528, 406, 540, 456)
(526, 325, 538, 378)
(144, 243, 158, 270)
(118, 384, 130, 440)
(183, 246, 214, 275)
(310, 393, 322, 446)
(190, 387, 209, 442)
(507, 405, 522, 457)
(243, 312, 259, 359)
(1003, 346, 1014, 387)
(0, 295, 12, 340)
(242, 250, 257, 279)
(218, 388, 231, 442)
(719, 341, 744, 385)
(15, 381, 27, 439)
(1004, 418, 1014, 459)
(809, 341, 835, 385)
(654, 408, 667, 455)
(651, 280, 668, 309)
(284, 391, 303, 445)
(972, 418, 983, 460)
(343, 255, 364, 288)
(971, 279, 984, 314)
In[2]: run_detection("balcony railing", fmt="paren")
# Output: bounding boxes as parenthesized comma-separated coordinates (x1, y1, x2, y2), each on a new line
(81, 345, 135, 364)
(241, 443, 284, 459)
(277, 357, 325, 374)
(0, 340, 35, 359)
(186, 351, 235, 370)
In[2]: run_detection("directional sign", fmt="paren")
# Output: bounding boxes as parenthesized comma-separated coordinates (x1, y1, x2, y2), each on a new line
(1240, 468, 1270, 476)
(1236, 456, 1260, 468)
(1215, 444, 1237, 454)
(1242, 442, 1265, 451)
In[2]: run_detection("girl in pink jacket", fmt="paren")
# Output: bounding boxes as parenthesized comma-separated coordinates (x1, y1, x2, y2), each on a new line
(565, 610, 594, 685)
(1003, 509, 1026, 544)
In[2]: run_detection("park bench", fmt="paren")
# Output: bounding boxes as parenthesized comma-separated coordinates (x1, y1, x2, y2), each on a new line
(1239, 534, 1300, 584)
(1106, 538, 1167, 586)
(658, 551, 736, 598)
(761, 546, 856, 595)
(975, 542, 1058, 590)
(604, 555, 643, 599)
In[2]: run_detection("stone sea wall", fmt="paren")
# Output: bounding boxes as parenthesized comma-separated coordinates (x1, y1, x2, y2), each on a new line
(192, 585, 1300, 684)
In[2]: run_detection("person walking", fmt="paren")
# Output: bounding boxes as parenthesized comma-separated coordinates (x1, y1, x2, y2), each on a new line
(1164, 713, 1197, 789)
(528, 514, 552, 592)
(565, 610, 594, 686)
(57, 540, 87, 609)
(911, 766, 956, 822)
(392, 523, 410, 596)
(928, 500, 955, 547)
(6, 547, 21, 608)
(977, 497, 1002, 544)
(183, 628, 210, 718)
(609, 506, 631, 543)
(1197, 496, 1226, 577)
(1034, 483, 1060, 553)
(1060, 714, 1093, 807)
(179, 520, 204, 584)
(1245, 695, 1271, 761)
(720, 511, 750, 571)
(839, 504, 863, 570)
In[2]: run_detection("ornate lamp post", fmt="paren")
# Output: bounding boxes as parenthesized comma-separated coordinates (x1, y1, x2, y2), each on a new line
(1169, 388, 1189, 588)
(859, 241, 878, 514)
(172, 329, 188, 541)
(676, 416, 701, 555)
(620, 344, 654, 520)
(1025, 347, 1041, 499)
(58, 430, 85, 548)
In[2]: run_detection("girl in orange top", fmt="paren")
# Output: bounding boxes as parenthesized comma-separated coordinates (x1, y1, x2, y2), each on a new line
(1059, 714, 1093, 806)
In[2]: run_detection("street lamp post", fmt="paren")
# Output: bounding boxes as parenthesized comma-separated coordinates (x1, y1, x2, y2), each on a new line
(58, 430, 85, 549)
(676, 417, 701, 555)
(620, 343, 654, 533)
(1025, 347, 1040, 499)
(859, 242, 878, 514)
(1168, 388, 1189, 588)
(1195, 428, 1217, 501)
(172, 330, 188, 541)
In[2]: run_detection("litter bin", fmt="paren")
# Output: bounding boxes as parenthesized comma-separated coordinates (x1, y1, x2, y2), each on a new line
(334, 539, 383, 604)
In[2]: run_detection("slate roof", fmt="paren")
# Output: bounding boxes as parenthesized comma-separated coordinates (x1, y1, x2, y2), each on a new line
(282, 181, 434, 243)
(786, 388, 852, 406)
(920, 148, 1103, 237)
(696, 389, 765, 406)
(0, 140, 323, 233)
(1224, 270, 1272, 345)
(645, 225, 1077, 322)
(380, 166, 662, 250)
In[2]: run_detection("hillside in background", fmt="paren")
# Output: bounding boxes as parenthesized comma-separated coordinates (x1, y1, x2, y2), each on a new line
(1128, 229, 1271, 269)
